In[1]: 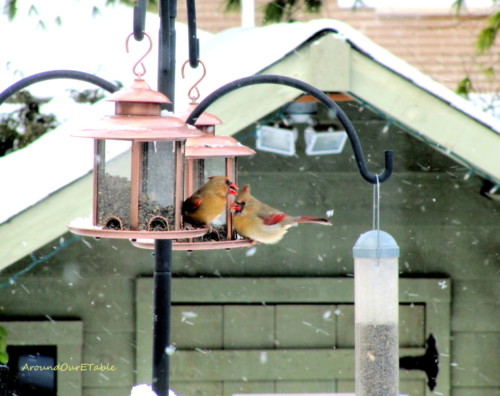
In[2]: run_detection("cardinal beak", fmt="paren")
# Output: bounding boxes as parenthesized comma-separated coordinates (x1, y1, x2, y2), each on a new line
(228, 183, 239, 196)
(231, 201, 242, 211)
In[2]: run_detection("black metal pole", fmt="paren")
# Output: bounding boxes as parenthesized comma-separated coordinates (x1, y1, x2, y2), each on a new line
(152, 1, 177, 394)
(158, 0, 177, 111)
(152, 239, 173, 396)
(152, 0, 177, 396)
(0, 364, 8, 396)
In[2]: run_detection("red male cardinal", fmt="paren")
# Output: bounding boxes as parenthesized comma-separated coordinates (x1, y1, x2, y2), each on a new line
(231, 184, 331, 244)
(182, 176, 238, 227)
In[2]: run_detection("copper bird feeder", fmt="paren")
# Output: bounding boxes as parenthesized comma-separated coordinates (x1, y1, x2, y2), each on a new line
(68, 36, 208, 240)
(131, 60, 256, 250)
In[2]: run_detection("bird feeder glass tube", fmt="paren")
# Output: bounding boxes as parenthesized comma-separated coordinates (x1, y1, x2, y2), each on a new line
(94, 139, 182, 231)
(139, 140, 183, 231)
(68, 78, 207, 240)
(94, 139, 132, 229)
(353, 230, 400, 396)
(185, 155, 229, 218)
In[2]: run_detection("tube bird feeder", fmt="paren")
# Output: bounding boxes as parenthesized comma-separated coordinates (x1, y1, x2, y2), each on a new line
(353, 230, 400, 396)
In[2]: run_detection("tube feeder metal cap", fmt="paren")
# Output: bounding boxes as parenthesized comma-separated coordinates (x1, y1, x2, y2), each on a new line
(177, 103, 223, 129)
(353, 230, 400, 258)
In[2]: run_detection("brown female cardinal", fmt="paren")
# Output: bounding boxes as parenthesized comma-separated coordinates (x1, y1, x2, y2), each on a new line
(182, 176, 238, 227)
(231, 184, 332, 244)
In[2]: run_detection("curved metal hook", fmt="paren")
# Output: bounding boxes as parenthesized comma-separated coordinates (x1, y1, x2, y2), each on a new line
(181, 59, 207, 103)
(133, 0, 146, 41)
(126, 31, 153, 78)
(187, 0, 200, 68)
(0, 70, 119, 107)
(186, 74, 393, 184)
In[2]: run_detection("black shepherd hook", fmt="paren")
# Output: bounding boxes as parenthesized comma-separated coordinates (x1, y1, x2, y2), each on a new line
(186, 74, 393, 184)
(187, 0, 199, 68)
(133, 0, 146, 41)
(0, 70, 119, 107)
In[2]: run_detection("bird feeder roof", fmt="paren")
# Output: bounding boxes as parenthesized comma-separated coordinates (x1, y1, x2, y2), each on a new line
(185, 135, 256, 158)
(177, 103, 223, 127)
(74, 115, 204, 141)
(73, 78, 204, 141)
(107, 78, 171, 104)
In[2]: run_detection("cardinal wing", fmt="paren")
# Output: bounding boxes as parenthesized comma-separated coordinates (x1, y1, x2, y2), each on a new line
(182, 195, 202, 214)
(259, 212, 288, 226)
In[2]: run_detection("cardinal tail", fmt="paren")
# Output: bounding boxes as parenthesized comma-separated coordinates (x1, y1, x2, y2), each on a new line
(295, 216, 332, 225)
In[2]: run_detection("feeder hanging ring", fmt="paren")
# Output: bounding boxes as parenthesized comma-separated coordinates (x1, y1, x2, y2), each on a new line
(181, 59, 207, 104)
(126, 31, 153, 78)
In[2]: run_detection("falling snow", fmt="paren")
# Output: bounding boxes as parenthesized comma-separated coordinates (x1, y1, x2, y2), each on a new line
(181, 311, 198, 325)
(0, 6, 498, 396)
(165, 345, 176, 356)
(245, 246, 257, 257)
(438, 280, 448, 290)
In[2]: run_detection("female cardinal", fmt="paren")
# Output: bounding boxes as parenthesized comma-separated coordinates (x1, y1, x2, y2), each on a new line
(182, 176, 238, 227)
(231, 184, 331, 244)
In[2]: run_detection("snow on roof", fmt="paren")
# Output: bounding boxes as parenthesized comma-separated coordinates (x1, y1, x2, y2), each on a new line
(199, 19, 500, 133)
(1, 102, 94, 221)
(1, 15, 498, 225)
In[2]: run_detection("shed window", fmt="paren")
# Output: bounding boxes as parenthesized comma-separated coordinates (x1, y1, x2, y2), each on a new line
(6, 345, 57, 396)
(0, 321, 83, 396)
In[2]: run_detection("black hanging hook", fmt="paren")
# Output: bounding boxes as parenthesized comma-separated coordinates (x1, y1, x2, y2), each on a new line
(187, 0, 199, 68)
(186, 74, 393, 184)
(133, 0, 146, 41)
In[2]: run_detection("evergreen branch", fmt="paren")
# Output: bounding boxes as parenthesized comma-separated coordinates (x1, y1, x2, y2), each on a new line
(224, 0, 241, 12)
(476, 11, 500, 54)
